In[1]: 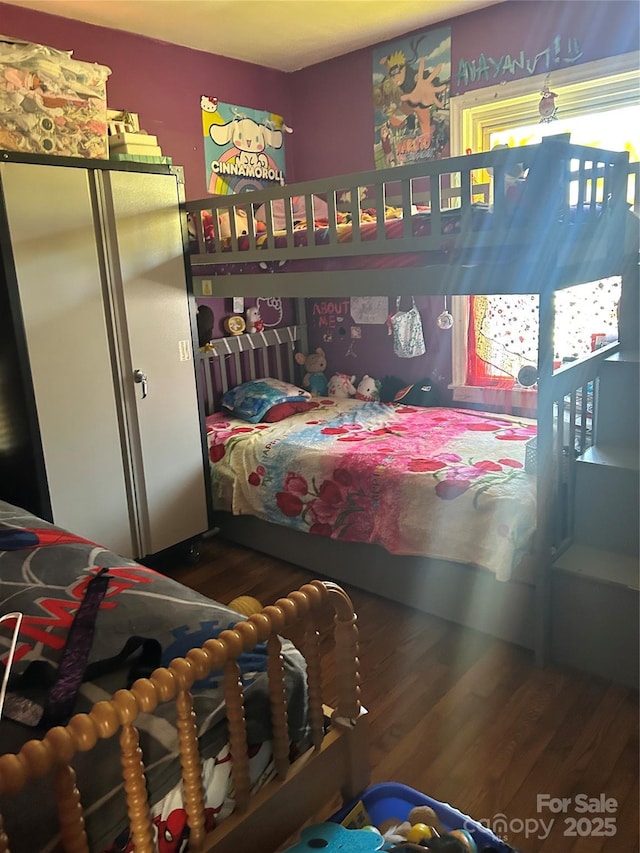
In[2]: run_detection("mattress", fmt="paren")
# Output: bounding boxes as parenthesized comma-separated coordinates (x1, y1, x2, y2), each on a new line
(206, 399, 537, 582)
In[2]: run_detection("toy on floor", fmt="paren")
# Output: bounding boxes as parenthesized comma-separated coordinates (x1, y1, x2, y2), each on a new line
(283, 822, 384, 851)
(295, 347, 328, 396)
(379, 805, 479, 852)
(328, 373, 357, 398)
(355, 374, 381, 402)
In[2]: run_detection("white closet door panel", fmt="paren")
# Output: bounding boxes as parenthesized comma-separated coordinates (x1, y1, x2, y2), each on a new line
(105, 171, 207, 555)
(1, 163, 135, 556)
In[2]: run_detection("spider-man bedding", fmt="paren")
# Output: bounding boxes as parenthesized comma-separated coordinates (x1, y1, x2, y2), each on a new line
(206, 399, 537, 583)
(0, 501, 308, 853)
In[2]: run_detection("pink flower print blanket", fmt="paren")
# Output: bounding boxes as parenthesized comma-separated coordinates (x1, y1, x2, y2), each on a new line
(206, 399, 537, 581)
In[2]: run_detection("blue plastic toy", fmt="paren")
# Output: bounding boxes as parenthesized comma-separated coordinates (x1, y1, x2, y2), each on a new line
(283, 822, 384, 852)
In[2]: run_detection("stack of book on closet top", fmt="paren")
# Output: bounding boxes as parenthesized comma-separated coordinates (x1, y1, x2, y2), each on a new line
(109, 131, 172, 164)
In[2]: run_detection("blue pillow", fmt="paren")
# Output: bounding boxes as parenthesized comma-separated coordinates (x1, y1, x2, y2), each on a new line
(221, 378, 310, 423)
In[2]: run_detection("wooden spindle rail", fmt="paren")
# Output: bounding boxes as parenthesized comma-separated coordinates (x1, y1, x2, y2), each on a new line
(0, 581, 363, 853)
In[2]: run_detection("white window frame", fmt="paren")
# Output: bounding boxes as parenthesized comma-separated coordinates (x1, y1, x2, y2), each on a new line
(448, 52, 640, 397)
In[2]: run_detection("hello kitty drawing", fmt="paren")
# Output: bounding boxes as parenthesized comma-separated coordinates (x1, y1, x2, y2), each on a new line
(200, 95, 218, 113)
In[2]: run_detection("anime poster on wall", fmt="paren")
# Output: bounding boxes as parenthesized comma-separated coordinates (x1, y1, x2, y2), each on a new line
(372, 27, 451, 169)
(201, 96, 287, 194)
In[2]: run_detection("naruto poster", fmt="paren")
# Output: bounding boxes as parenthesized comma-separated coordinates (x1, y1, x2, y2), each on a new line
(372, 26, 451, 169)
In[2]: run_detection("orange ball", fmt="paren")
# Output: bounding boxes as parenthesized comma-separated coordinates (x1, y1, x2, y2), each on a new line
(228, 595, 263, 616)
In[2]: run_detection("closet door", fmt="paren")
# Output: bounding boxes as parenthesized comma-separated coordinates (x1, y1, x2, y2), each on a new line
(102, 170, 208, 556)
(0, 162, 135, 555)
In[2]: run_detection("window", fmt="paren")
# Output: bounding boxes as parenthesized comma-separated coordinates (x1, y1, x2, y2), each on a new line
(449, 53, 639, 405)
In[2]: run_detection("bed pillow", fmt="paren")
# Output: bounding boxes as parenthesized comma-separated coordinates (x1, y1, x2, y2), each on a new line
(392, 378, 441, 407)
(261, 400, 320, 423)
(222, 378, 311, 423)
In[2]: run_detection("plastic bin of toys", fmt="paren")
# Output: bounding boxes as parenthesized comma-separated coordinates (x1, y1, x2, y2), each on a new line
(330, 782, 517, 851)
(0, 35, 111, 158)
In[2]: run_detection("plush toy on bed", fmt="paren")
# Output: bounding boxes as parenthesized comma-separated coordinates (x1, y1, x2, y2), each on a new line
(295, 347, 328, 396)
(355, 374, 381, 402)
(245, 305, 264, 334)
(328, 373, 357, 398)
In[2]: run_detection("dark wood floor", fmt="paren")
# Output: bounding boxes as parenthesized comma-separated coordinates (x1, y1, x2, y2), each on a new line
(165, 534, 639, 853)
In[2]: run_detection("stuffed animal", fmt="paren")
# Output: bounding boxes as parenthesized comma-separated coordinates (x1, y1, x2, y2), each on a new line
(355, 375, 381, 402)
(246, 305, 264, 334)
(196, 304, 214, 348)
(295, 347, 328, 396)
(328, 373, 357, 399)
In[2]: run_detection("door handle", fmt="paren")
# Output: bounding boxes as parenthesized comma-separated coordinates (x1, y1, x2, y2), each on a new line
(133, 369, 148, 399)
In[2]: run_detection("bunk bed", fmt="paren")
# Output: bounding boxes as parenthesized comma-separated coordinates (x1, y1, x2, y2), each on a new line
(0, 500, 368, 853)
(185, 137, 638, 661)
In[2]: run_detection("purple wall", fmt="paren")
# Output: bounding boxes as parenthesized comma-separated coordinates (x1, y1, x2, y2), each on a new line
(292, 0, 638, 181)
(0, 2, 293, 199)
(293, 0, 638, 399)
(452, 0, 639, 96)
(303, 295, 454, 399)
(2, 0, 637, 399)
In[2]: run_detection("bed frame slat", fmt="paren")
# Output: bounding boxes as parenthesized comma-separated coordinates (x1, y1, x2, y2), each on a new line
(266, 634, 291, 780)
(303, 615, 325, 751)
(326, 191, 338, 245)
(176, 686, 207, 849)
(55, 763, 89, 853)
(120, 723, 155, 853)
(223, 658, 251, 813)
(246, 204, 257, 253)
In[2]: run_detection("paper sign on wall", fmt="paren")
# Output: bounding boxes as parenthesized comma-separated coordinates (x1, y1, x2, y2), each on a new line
(350, 296, 389, 325)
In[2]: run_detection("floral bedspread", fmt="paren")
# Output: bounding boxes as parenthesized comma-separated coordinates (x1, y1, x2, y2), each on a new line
(206, 399, 537, 582)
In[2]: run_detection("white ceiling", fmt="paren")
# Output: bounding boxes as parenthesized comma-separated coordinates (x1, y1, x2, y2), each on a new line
(2, 0, 506, 72)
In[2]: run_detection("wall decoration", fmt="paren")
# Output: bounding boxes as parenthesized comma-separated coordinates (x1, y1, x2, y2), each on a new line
(538, 76, 558, 122)
(311, 300, 350, 331)
(372, 27, 451, 168)
(201, 96, 288, 194)
(256, 296, 284, 328)
(456, 35, 583, 88)
(350, 296, 389, 325)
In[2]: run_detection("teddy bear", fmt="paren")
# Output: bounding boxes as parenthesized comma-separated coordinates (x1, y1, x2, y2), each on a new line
(295, 347, 328, 396)
(246, 305, 264, 334)
(328, 373, 357, 398)
(355, 374, 381, 402)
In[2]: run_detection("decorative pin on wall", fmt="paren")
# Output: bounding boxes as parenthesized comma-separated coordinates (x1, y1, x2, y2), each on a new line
(539, 76, 558, 123)
(437, 295, 454, 330)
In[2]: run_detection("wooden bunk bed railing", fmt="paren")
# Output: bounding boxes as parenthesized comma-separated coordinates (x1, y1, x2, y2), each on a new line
(546, 342, 621, 553)
(185, 139, 631, 286)
(0, 581, 368, 853)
